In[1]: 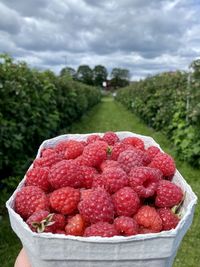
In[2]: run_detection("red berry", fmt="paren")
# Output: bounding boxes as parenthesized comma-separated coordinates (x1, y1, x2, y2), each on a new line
(78, 188, 114, 224)
(118, 149, 147, 173)
(101, 167, 129, 193)
(26, 210, 52, 233)
(34, 149, 62, 168)
(114, 216, 139, 236)
(110, 142, 134, 161)
(135, 206, 162, 233)
(75, 155, 91, 166)
(80, 165, 98, 189)
(138, 227, 154, 234)
(56, 230, 66, 235)
(49, 160, 83, 189)
(84, 222, 118, 237)
(100, 160, 120, 172)
(50, 187, 80, 215)
(146, 146, 160, 161)
(55, 140, 84, 159)
(15, 186, 49, 219)
(41, 148, 54, 157)
(102, 131, 119, 145)
(80, 141, 87, 147)
(122, 137, 145, 151)
(25, 167, 51, 192)
(155, 180, 183, 208)
(26, 211, 65, 233)
(129, 167, 162, 198)
(53, 214, 66, 230)
(157, 208, 180, 230)
(87, 134, 102, 144)
(149, 152, 176, 179)
(92, 174, 105, 189)
(112, 187, 140, 217)
(80, 188, 94, 201)
(65, 140, 84, 159)
(82, 141, 108, 167)
(65, 214, 85, 236)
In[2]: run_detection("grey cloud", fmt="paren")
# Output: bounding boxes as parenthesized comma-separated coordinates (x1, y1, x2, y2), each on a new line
(0, 0, 199, 79)
(0, 2, 22, 34)
(1, 0, 48, 17)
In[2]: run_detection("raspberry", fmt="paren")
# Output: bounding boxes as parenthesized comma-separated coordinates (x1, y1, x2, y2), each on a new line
(82, 141, 108, 167)
(15, 186, 49, 219)
(25, 167, 51, 192)
(26, 211, 65, 233)
(49, 160, 83, 189)
(157, 208, 180, 230)
(142, 152, 152, 165)
(92, 174, 105, 189)
(34, 149, 62, 168)
(65, 214, 85, 236)
(135, 206, 162, 233)
(112, 187, 140, 217)
(149, 152, 176, 179)
(55, 140, 84, 159)
(146, 146, 160, 161)
(78, 188, 114, 224)
(80, 141, 87, 147)
(138, 227, 154, 234)
(101, 167, 129, 193)
(50, 187, 80, 215)
(80, 188, 94, 201)
(122, 137, 145, 151)
(87, 134, 102, 144)
(155, 180, 183, 208)
(84, 222, 118, 237)
(75, 155, 91, 166)
(100, 160, 120, 172)
(41, 148, 54, 157)
(56, 230, 66, 235)
(53, 214, 66, 230)
(118, 149, 147, 173)
(110, 142, 134, 161)
(114, 216, 139, 236)
(65, 140, 84, 159)
(26, 210, 51, 233)
(129, 167, 162, 198)
(102, 131, 119, 145)
(80, 165, 98, 189)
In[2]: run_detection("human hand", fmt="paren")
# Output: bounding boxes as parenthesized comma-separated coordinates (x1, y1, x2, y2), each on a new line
(14, 248, 31, 267)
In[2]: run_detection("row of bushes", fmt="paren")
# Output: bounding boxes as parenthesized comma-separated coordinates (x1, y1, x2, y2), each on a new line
(0, 54, 101, 181)
(116, 70, 200, 167)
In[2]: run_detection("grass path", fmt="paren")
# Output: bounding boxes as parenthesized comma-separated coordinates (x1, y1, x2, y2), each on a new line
(1, 97, 199, 267)
(66, 97, 200, 267)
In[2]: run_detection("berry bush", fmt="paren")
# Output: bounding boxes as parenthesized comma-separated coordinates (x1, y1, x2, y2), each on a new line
(0, 54, 101, 182)
(116, 69, 200, 167)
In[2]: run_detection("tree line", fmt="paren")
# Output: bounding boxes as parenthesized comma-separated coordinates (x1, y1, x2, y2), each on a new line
(60, 65, 130, 89)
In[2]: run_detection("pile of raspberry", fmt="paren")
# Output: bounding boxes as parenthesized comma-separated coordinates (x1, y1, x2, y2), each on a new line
(14, 132, 183, 237)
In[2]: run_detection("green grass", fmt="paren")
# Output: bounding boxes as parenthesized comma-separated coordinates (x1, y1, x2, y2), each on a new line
(1, 96, 199, 266)
(0, 215, 22, 267)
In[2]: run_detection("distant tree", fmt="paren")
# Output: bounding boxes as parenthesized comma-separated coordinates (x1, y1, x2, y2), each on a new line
(60, 67, 76, 79)
(110, 68, 130, 88)
(93, 65, 108, 86)
(76, 65, 93, 85)
(190, 59, 200, 79)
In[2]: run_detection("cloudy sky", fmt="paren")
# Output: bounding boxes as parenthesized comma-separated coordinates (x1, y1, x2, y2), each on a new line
(0, 0, 200, 80)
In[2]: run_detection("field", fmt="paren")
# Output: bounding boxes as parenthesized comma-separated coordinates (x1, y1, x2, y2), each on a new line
(1, 97, 199, 267)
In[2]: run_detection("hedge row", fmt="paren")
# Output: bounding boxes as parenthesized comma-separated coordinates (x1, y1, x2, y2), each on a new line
(116, 71, 200, 167)
(0, 54, 101, 180)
